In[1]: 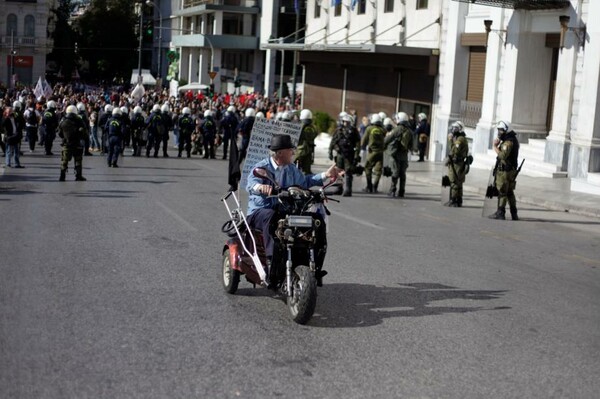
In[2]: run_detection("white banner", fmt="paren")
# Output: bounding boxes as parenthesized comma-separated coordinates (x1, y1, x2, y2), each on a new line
(240, 118, 302, 189)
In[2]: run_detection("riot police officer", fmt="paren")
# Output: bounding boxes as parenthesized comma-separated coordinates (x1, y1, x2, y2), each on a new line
(295, 109, 318, 174)
(98, 104, 113, 154)
(160, 104, 172, 157)
(384, 112, 413, 198)
(489, 120, 520, 220)
(329, 113, 361, 196)
(415, 113, 430, 162)
(145, 104, 163, 158)
(178, 107, 195, 158)
(106, 107, 124, 167)
(200, 109, 217, 159)
(361, 114, 386, 193)
(445, 121, 469, 207)
(130, 106, 146, 156)
(220, 105, 238, 160)
(119, 106, 131, 154)
(237, 108, 256, 164)
(77, 102, 93, 156)
(58, 105, 87, 181)
(41, 100, 59, 155)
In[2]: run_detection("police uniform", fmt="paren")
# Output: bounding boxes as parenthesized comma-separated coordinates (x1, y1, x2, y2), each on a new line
(145, 110, 163, 158)
(384, 122, 413, 197)
(295, 122, 318, 174)
(178, 113, 195, 158)
(361, 122, 386, 193)
(160, 111, 172, 157)
(490, 130, 520, 220)
(130, 112, 146, 156)
(200, 115, 217, 159)
(220, 111, 238, 160)
(329, 123, 361, 196)
(106, 115, 123, 167)
(446, 131, 469, 207)
(41, 108, 59, 155)
(58, 113, 87, 181)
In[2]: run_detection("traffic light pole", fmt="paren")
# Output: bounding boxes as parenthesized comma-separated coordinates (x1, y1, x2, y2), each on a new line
(137, 3, 143, 83)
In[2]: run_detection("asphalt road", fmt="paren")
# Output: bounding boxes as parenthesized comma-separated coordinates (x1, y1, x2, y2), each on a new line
(1, 146, 599, 399)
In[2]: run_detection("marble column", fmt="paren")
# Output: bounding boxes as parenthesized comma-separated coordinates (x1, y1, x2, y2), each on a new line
(568, 1, 600, 178)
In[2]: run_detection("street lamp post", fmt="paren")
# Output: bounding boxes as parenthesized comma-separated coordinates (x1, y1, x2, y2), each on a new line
(136, 1, 143, 83)
(10, 29, 16, 86)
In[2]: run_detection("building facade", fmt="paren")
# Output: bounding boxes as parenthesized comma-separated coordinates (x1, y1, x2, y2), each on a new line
(169, 0, 263, 94)
(438, 0, 599, 194)
(271, 0, 443, 123)
(0, 0, 55, 87)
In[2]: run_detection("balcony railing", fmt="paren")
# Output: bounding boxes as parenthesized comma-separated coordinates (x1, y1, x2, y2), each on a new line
(460, 100, 482, 128)
(0, 35, 39, 48)
(183, 0, 257, 8)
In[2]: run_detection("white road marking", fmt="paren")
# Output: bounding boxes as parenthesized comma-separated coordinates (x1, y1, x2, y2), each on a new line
(329, 208, 386, 230)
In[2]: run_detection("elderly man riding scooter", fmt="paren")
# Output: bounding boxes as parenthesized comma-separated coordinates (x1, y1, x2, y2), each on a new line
(246, 134, 344, 286)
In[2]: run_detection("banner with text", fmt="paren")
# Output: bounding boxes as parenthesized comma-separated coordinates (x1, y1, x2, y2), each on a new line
(240, 118, 302, 189)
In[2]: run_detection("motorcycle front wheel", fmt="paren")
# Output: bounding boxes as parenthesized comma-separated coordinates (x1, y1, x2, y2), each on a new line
(287, 265, 317, 324)
(222, 248, 240, 294)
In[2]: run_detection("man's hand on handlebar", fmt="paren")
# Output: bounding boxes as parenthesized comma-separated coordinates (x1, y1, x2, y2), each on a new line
(257, 184, 273, 196)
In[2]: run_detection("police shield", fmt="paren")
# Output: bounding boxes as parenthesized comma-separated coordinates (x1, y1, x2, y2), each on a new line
(482, 167, 499, 217)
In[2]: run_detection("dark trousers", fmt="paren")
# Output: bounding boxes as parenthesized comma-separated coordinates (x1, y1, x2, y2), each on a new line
(203, 135, 215, 158)
(178, 132, 192, 156)
(26, 126, 38, 151)
(44, 131, 55, 154)
(247, 209, 276, 259)
(108, 136, 122, 165)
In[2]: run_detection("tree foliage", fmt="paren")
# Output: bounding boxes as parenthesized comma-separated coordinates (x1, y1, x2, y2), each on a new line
(47, 0, 78, 80)
(75, 0, 139, 83)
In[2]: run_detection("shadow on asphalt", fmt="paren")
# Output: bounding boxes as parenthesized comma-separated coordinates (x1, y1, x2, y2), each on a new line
(308, 282, 509, 328)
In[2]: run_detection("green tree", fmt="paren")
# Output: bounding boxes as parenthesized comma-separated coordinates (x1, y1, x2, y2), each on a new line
(75, 0, 139, 83)
(47, 0, 79, 81)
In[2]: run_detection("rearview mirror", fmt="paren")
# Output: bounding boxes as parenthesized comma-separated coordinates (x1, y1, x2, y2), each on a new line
(252, 167, 278, 186)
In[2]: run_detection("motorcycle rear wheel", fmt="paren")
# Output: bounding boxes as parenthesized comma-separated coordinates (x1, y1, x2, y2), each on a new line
(287, 265, 317, 324)
(222, 249, 240, 294)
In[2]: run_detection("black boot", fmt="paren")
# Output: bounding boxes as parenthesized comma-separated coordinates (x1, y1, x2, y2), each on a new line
(373, 177, 380, 194)
(510, 207, 519, 221)
(489, 208, 506, 220)
(456, 197, 463, 207)
(398, 189, 405, 198)
(75, 170, 86, 181)
(362, 177, 373, 193)
(315, 270, 328, 287)
(343, 177, 353, 197)
(59, 170, 66, 181)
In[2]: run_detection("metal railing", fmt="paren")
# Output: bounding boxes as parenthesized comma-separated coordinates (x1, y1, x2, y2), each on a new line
(0, 36, 38, 47)
(460, 100, 482, 128)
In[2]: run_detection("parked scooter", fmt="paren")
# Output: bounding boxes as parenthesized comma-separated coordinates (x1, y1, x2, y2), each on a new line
(220, 167, 340, 324)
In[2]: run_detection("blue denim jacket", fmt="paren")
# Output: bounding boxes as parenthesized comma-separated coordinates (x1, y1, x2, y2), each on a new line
(246, 157, 325, 216)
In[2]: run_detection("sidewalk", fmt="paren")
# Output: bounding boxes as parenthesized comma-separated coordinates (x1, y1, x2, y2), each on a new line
(313, 133, 600, 218)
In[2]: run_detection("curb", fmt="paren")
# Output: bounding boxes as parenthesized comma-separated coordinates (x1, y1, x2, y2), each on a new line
(314, 156, 600, 219)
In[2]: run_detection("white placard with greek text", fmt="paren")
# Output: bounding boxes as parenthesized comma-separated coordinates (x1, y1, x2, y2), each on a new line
(240, 118, 302, 189)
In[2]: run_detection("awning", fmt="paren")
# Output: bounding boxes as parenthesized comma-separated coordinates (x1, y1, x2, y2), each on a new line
(130, 69, 156, 86)
(451, 0, 570, 10)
